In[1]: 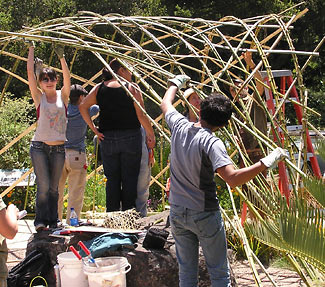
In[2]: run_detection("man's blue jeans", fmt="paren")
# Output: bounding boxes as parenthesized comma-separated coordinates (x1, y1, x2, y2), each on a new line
(170, 204, 230, 287)
(101, 128, 142, 211)
(30, 141, 65, 227)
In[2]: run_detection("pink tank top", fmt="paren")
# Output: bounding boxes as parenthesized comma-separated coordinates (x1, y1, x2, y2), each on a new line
(32, 91, 67, 142)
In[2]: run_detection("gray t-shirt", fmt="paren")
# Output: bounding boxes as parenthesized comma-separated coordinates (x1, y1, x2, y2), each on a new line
(165, 109, 232, 211)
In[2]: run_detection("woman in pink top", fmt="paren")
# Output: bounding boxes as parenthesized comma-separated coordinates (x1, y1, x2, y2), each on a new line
(26, 41, 70, 231)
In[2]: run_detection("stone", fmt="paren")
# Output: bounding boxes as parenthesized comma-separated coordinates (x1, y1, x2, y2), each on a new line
(26, 211, 236, 287)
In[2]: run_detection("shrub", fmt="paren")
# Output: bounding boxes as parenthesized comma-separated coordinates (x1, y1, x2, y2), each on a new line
(0, 94, 35, 210)
(0, 94, 34, 169)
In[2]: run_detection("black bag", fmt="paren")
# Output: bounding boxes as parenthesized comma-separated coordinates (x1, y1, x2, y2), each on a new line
(7, 249, 53, 287)
(143, 227, 169, 249)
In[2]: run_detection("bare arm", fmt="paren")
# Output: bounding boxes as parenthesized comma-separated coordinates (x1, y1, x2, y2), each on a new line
(218, 147, 288, 188)
(217, 162, 267, 188)
(79, 84, 104, 141)
(130, 83, 156, 149)
(160, 84, 178, 115)
(160, 75, 190, 115)
(0, 204, 18, 239)
(59, 57, 71, 107)
(27, 46, 42, 108)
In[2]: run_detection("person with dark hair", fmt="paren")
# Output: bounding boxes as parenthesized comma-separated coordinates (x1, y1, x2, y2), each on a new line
(58, 84, 99, 225)
(80, 58, 155, 212)
(160, 75, 287, 287)
(27, 42, 70, 231)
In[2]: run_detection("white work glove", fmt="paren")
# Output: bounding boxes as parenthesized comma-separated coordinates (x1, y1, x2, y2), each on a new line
(260, 147, 288, 169)
(34, 57, 43, 79)
(168, 75, 190, 90)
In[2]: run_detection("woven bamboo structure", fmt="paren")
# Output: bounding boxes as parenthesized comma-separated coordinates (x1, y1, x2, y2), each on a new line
(0, 8, 322, 196)
(1, 7, 324, 285)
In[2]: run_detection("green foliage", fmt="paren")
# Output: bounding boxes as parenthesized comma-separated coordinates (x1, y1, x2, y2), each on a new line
(0, 11, 11, 30)
(270, 255, 294, 270)
(226, 223, 275, 265)
(149, 131, 170, 201)
(162, 0, 295, 20)
(0, 94, 35, 212)
(81, 150, 106, 213)
(303, 141, 325, 206)
(138, 0, 167, 16)
(306, 90, 325, 128)
(83, 171, 106, 213)
(304, 176, 325, 207)
(173, 5, 191, 17)
(0, 0, 324, 131)
(215, 175, 240, 210)
(0, 94, 34, 169)
(246, 193, 325, 274)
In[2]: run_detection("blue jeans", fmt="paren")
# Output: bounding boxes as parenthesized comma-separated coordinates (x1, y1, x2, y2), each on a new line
(136, 127, 151, 217)
(30, 141, 65, 227)
(101, 129, 142, 211)
(170, 204, 230, 287)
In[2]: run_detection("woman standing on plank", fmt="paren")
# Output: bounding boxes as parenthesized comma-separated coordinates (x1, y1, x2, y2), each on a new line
(26, 41, 70, 231)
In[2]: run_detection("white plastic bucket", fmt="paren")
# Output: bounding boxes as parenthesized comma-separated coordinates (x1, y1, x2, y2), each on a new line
(83, 257, 131, 287)
(57, 252, 88, 287)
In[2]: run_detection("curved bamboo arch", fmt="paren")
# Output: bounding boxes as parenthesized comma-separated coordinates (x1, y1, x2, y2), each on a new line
(1, 8, 325, 282)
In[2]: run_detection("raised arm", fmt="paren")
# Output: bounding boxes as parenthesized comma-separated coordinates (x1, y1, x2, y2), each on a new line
(27, 44, 42, 108)
(243, 52, 264, 97)
(55, 45, 71, 106)
(160, 75, 191, 115)
(129, 83, 155, 149)
(160, 85, 178, 115)
(79, 84, 104, 141)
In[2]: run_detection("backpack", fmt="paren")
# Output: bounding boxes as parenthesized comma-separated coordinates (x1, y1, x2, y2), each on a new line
(143, 227, 169, 250)
(7, 249, 53, 287)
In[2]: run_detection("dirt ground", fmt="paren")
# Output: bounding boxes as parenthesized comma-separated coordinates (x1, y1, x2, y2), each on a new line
(231, 260, 306, 286)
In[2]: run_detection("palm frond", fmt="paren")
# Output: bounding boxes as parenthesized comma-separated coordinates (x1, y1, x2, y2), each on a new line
(303, 177, 325, 208)
(246, 196, 325, 274)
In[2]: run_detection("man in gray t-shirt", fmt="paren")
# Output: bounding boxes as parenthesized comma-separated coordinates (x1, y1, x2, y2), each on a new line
(166, 109, 232, 212)
(160, 75, 287, 287)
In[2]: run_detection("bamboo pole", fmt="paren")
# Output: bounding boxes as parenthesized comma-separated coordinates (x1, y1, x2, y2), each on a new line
(1, 9, 324, 283)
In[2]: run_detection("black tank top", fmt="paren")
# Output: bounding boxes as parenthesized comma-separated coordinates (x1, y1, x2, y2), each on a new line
(96, 82, 140, 132)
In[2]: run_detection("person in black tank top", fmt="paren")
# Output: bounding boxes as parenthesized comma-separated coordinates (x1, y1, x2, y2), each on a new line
(80, 59, 155, 212)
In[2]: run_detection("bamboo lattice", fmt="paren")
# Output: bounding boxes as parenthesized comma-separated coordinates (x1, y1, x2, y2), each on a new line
(0, 8, 325, 284)
(0, 9, 322, 195)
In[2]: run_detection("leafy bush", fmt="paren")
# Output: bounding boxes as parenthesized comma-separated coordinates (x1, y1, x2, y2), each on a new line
(0, 94, 35, 210)
(0, 94, 34, 169)
(83, 170, 106, 213)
